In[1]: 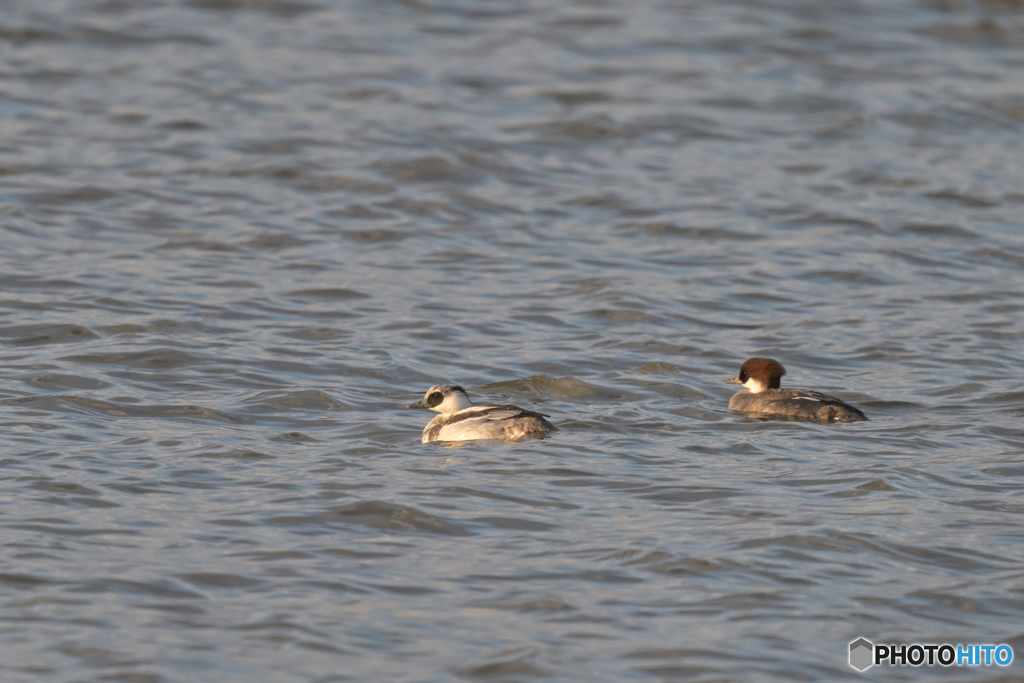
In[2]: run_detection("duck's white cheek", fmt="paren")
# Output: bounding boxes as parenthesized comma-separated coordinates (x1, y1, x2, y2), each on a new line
(743, 378, 767, 393)
(439, 395, 468, 413)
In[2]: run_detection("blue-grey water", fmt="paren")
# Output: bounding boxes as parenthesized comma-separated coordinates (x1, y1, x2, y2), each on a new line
(2, 1, 1024, 681)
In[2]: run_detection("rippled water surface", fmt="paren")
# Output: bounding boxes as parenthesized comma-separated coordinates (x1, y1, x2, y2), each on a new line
(2, 1, 1024, 681)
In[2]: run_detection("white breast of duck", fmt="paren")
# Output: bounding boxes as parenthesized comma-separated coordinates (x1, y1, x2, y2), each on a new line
(409, 384, 556, 443)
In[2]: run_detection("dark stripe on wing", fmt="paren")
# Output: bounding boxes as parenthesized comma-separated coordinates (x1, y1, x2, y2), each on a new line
(444, 405, 550, 425)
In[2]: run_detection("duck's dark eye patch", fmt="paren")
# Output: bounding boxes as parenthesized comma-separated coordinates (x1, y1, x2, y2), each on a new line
(427, 392, 444, 407)
(739, 371, 748, 381)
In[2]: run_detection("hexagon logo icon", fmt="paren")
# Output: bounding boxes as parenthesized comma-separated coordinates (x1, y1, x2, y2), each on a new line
(849, 638, 874, 671)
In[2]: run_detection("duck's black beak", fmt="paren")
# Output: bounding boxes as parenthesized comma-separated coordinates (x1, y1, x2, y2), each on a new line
(407, 399, 428, 409)
(725, 376, 742, 385)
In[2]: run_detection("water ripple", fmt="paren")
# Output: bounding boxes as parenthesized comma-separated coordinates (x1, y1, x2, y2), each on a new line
(1, 0, 1023, 681)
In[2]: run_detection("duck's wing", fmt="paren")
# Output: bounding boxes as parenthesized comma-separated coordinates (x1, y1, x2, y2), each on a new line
(450, 405, 550, 424)
(772, 389, 867, 420)
(774, 389, 841, 403)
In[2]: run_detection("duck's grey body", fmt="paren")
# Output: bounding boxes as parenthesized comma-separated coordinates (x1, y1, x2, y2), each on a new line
(409, 384, 556, 443)
(728, 388, 866, 422)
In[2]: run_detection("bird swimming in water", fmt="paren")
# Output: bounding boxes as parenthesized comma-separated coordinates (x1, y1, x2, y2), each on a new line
(725, 357, 867, 422)
(408, 384, 557, 443)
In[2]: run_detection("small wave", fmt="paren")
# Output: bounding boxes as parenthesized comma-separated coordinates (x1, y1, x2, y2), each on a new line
(481, 375, 630, 401)
(626, 362, 680, 375)
(265, 501, 473, 536)
(20, 373, 109, 390)
(242, 389, 348, 412)
(376, 156, 480, 184)
(0, 324, 97, 346)
(61, 348, 208, 370)
(284, 288, 370, 300)
(3, 395, 249, 423)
